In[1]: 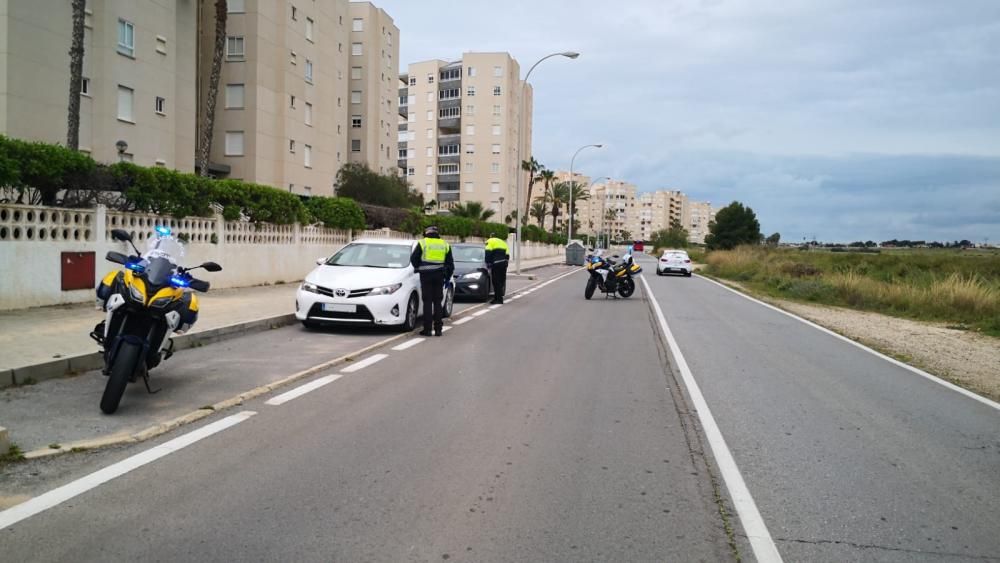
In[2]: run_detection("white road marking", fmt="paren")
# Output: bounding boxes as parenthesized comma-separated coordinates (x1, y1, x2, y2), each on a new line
(640, 275, 783, 563)
(0, 411, 256, 531)
(454, 316, 474, 325)
(340, 353, 388, 373)
(698, 275, 1000, 411)
(488, 304, 502, 310)
(392, 338, 426, 351)
(265, 375, 341, 406)
(441, 326, 453, 332)
(473, 310, 490, 317)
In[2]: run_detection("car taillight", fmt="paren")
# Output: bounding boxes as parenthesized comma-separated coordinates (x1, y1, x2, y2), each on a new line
(684, 259, 691, 263)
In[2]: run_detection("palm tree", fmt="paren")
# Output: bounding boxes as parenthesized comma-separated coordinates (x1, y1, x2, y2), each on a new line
(548, 182, 571, 234)
(66, 0, 86, 150)
(451, 201, 496, 221)
(521, 157, 542, 221)
(198, 0, 228, 176)
(566, 181, 590, 216)
(530, 201, 547, 227)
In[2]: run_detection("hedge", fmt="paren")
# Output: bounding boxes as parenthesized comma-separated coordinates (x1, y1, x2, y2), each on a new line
(307, 197, 365, 230)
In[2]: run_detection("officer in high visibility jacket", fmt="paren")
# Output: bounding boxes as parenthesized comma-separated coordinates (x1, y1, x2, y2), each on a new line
(484, 232, 510, 304)
(410, 225, 454, 336)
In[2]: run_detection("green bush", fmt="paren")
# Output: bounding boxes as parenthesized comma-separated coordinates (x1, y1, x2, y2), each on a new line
(306, 197, 365, 230)
(0, 135, 96, 205)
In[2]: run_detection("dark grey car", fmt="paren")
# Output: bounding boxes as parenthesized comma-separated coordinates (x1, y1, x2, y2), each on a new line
(451, 244, 491, 301)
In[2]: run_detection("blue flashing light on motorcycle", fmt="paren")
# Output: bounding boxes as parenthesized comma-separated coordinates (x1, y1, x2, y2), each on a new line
(126, 261, 145, 273)
(155, 225, 172, 236)
(169, 275, 190, 288)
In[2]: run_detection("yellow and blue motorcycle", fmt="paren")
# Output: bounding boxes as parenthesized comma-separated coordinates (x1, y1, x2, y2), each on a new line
(92, 227, 221, 414)
(584, 252, 641, 300)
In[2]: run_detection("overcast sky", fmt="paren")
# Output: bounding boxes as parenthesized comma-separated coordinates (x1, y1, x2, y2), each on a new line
(379, 0, 1000, 243)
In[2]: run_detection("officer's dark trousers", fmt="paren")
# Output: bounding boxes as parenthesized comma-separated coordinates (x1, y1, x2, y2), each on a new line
(419, 270, 445, 331)
(490, 261, 507, 303)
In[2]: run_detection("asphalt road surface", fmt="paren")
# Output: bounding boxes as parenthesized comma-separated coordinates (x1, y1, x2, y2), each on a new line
(2, 258, 998, 562)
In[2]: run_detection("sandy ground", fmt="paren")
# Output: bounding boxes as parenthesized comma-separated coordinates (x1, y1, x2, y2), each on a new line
(709, 275, 1000, 404)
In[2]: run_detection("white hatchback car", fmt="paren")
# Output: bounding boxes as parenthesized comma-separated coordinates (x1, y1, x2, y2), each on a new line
(295, 239, 454, 331)
(656, 249, 693, 277)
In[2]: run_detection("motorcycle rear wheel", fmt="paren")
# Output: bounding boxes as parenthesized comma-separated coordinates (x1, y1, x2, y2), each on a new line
(584, 277, 597, 300)
(618, 277, 636, 298)
(101, 341, 140, 414)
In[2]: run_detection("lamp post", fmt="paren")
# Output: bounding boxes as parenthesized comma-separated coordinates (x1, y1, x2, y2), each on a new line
(567, 143, 602, 243)
(498, 196, 504, 223)
(586, 176, 609, 248)
(515, 51, 579, 274)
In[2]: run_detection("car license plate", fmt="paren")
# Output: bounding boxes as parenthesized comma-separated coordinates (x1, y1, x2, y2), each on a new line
(322, 303, 356, 313)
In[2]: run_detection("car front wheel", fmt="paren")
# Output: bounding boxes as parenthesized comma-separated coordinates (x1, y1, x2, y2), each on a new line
(443, 286, 454, 318)
(400, 293, 418, 332)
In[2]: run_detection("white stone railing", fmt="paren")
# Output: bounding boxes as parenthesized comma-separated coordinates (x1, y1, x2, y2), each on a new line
(0, 204, 96, 243)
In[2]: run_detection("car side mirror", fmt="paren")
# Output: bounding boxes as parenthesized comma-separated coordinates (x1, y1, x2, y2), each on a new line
(201, 261, 223, 272)
(316, 257, 326, 265)
(111, 228, 132, 242)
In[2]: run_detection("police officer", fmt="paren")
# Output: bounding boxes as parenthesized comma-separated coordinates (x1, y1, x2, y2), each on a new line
(410, 225, 454, 336)
(484, 232, 509, 304)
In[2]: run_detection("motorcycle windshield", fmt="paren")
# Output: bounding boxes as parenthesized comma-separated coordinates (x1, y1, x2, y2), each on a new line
(141, 234, 185, 286)
(145, 256, 176, 286)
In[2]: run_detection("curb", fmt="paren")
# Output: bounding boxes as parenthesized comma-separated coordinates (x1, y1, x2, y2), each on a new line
(2, 314, 297, 390)
(19, 270, 569, 461)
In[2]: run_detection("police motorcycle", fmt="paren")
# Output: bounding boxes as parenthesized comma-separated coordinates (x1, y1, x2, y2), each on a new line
(91, 226, 222, 414)
(584, 251, 642, 300)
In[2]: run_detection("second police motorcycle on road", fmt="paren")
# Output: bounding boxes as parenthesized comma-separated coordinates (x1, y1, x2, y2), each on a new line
(92, 226, 222, 414)
(584, 251, 642, 300)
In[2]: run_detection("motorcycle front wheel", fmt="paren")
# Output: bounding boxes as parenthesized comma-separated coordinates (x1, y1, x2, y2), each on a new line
(584, 277, 597, 300)
(101, 341, 140, 414)
(618, 277, 636, 298)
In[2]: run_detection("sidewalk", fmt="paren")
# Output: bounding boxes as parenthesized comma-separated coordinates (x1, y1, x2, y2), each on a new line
(0, 254, 565, 382)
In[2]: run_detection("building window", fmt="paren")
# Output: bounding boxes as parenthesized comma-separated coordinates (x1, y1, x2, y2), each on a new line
(468, 66, 476, 77)
(425, 165, 432, 176)
(465, 144, 475, 154)
(426, 128, 432, 139)
(291, 5, 297, 20)
(493, 86, 502, 96)
(338, 69, 343, 80)
(426, 92, 434, 102)
(289, 140, 296, 153)
(305, 59, 313, 82)
(228, 0, 245, 12)
(439, 144, 459, 156)
(306, 17, 314, 41)
(227, 36, 245, 59)
(425, 183, 433, 194)
(407, 167, 415, 176)
(409, 77, 416, 86)
(351, 43, 362, 56)
(352, 115, 362, 128)
(439, 88, 460, 100)
(351, 90, 361, 104)
(491, 182, 500, 193)
(492, 125, 501, 136)
(352, 18, 363, 31)
(425, 147, 433, 157)
(290, 94, 296, 108)
(439, 106, 460, 118)
(491, 144, 500, 154)
(304, 144, 312, 168)
(117, 86, 134, 122)
(225, 131, 244, 156)
(155, 96, 166, 115)
(467, 86, 475, 97)
(407, 113, 414, 123)
(493, 104, 501, 116)
(427, 73, 434, 84)
(426, 110, 433, 121)
(156, 36, 167, 55)
(117, 19, 134, 57)
(351, 140, 362, 152)
(80, 77, 90, 96)
(225, 84, 244, 108)
(304, 102, 312, 125)
(439, 164, 459, 175)
(493, 66, 502, 77)
(466, 105, 475, 116)
(399, 149, 408, 159)
(464, 182, 474, 193)
(491, 162, 500, 173)
(466, 125, 475, 135)
(290, 50, 297, 64)
(351, 66, 362, 80)
(440, 68, 461, 81)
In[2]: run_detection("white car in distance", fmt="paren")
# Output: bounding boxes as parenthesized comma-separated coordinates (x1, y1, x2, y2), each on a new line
(296, 239, 454, 331)
(657, 249, 693, 277)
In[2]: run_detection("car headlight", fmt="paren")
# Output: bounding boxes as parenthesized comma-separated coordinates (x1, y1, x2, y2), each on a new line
(461, 272, 483, 280)
(301, 282, 319, 294)
(370, 283, 402, 296)
(128, 284, 145, 303)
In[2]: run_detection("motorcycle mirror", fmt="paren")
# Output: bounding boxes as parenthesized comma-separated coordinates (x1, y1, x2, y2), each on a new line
(188, 278, 211, 292)
(105, 251, 128, 265)
(111, 229, 132, 242)
(200, 261, 223, 272)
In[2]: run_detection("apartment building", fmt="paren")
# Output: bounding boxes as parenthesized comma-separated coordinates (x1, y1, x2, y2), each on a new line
(684, 200, 717, 244)
(0, 0, 197, 170)
(347, 2, 398, 175)
(398, 52, 532, 216)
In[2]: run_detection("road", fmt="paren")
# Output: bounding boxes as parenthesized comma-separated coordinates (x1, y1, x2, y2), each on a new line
(1, 257, 998, 562)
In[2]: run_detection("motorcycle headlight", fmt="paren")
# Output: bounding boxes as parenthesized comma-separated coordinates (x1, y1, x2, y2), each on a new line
(150, 296, 175, 308)
(301, 282, 320, 294)
(128, 284, 145, 303)
(461, 272, 483, 280)
(370, 282, 402, 295)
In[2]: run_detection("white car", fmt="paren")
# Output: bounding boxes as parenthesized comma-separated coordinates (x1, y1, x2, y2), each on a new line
(656, 249, 693, 277)
(295, 239, 454, 330)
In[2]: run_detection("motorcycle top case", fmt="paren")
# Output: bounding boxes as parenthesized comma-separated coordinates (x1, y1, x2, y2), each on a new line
(629, 263, 642, 274)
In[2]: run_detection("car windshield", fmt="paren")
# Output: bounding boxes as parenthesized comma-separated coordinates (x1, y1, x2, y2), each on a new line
(666, 253, 688, 260)
(325, 243, 411, 268)
(453, 246, 485, 263)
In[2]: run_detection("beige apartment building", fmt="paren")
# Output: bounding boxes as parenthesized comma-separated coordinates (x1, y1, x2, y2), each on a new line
(684, 200, 717, 244)
(0, 0, 197, 170)
(399, 52, 532, 217)
(347, 2, 398, 175)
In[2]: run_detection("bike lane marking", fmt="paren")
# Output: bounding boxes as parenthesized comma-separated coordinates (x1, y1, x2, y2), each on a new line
(0, 411, 257, 531)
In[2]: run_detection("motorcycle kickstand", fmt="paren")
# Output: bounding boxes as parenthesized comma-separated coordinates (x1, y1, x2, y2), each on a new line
(142, 371, 161, 394)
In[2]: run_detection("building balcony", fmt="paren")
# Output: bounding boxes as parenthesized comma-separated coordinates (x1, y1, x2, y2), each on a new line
(437, 153, 460, 165)
(398, 123, 408, 132)
(438, 97, 462, 111)
(397, 159, 408, 169)
(438, 116, 461, 130)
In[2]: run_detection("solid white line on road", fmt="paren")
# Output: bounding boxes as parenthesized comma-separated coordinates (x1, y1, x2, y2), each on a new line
(488, 304, 502, 310)
(640, 275, 783, 563)
(265, 375, 341, 406)
(0, 411, 257, 531)
(473, 310, 490, 317)
(340, 353, 388, 373)
(454, 316, 474, 325)
(697, 275, 1000, 411)
(392, 338, 426, 351)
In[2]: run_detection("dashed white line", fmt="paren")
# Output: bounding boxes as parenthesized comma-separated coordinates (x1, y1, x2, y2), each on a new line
(0, 411, 257, 531)
(473, 310, 490, 317)
(488, 304, 502, 310)
(639, 275, 783, 562)
(454, 316, 474, 325)
(441, 326, 453, 332)
(392, 338, 426, 351)
(265, 375, 341, 406)
(340, 353, 388, 373)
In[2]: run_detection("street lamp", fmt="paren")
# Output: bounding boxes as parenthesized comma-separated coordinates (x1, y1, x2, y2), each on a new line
(515, 51, 580, 274)
(498, 196, 504, 223)
(567, 143, 602, 243)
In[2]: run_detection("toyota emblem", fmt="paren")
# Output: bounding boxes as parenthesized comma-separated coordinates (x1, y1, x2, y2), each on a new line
(335, 288, 347, 297)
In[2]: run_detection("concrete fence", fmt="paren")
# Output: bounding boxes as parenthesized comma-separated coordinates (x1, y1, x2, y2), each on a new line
(0, 203, 563, 310)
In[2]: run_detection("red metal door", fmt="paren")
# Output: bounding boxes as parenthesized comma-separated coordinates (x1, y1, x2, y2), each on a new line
(61, 252, 96, 291)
